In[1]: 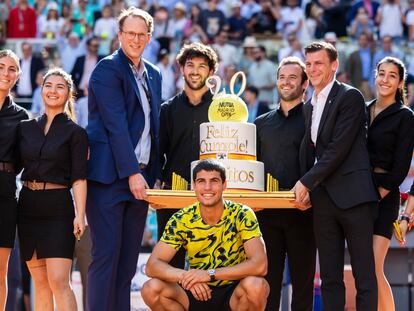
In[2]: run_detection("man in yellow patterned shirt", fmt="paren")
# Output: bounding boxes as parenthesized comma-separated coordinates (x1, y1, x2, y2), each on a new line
(142, 159, 269, 311)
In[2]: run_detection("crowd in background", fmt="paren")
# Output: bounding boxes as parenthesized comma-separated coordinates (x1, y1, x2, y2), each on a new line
(2, 0, 414, 111)
(2, 1, 414, 310)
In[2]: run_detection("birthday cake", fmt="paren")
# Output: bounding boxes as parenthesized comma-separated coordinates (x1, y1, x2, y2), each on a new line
(191, 73, 264, 191)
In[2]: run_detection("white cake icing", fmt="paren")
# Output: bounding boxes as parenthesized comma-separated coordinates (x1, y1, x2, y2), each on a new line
(195, 121, 264, 191)
(199, 122, 256, 160)
(191, 159, 264, 191)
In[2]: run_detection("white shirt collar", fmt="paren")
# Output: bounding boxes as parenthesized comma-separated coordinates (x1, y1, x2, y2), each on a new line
(311, 79, 335, 106)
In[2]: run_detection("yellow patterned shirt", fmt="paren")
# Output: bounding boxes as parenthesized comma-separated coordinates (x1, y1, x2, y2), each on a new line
(160, 200, 262, 287)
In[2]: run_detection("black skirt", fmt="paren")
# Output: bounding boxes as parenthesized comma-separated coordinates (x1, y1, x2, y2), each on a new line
(373, 172, 401, 240)
(0, 171, 17, 248)
(17, 187, 75, 261)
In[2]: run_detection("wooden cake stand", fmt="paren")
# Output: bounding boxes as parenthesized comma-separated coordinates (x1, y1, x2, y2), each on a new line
(146, 190, 296, 209)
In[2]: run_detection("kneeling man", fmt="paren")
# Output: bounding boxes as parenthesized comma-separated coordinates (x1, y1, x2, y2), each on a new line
(142, 159, 269, 311)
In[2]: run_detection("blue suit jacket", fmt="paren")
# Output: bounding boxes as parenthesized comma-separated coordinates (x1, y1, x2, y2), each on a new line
(86, 48, 161, 186)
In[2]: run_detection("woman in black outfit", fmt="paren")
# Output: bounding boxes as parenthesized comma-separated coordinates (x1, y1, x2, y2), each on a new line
(18, 68, 88, 311)
(0, 50, 28, 310)
(368, 57, 414, 311)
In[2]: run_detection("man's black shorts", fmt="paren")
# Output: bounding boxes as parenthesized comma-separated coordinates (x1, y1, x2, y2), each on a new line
(184, 282, 239, 311)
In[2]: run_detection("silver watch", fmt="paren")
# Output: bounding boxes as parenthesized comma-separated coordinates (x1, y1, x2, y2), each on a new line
(207, 268, 216, 281)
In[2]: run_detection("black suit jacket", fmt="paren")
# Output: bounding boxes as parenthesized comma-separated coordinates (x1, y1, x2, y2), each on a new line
(71, 54, 104, 90)
(299, 80, 378, 209)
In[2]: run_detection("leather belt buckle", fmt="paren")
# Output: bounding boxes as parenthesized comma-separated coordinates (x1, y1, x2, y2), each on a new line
(32, 180, 40, 190)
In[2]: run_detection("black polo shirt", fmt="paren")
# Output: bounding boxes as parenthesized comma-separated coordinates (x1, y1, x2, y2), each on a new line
(255, 103, 305, 190)
(160, 90, 213, 187)
(0, 96, 29, 167)
(19, 113, 88, 187)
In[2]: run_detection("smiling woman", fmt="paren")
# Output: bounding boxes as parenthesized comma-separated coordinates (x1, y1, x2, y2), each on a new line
(17, 67, 88, 311)
(0, 49, 29, 311)
(367, 57, 414, 311)
(41, 68, 76, 123)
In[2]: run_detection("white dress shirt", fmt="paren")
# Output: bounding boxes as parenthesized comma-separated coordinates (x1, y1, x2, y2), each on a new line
(310, 79, 335, 144)
(131, 61, 151, 166)
(17, 57, 32, 96)
(79, 54, 98, 91)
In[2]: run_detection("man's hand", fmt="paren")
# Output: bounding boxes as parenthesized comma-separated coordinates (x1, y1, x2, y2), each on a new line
(179, 269, 210, 290)
(129, 173, 149, 200)
(295, 191, 312, 211)
(188, 283, 212, 301)
(292, 180, 312, 210)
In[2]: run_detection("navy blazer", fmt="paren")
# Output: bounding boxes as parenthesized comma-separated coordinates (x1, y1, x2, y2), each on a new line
(299, 80, 378, 209)
(86, 48, 162, 185)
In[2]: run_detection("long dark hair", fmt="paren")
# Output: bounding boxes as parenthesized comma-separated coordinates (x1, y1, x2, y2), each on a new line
(376, 57, 407, 105)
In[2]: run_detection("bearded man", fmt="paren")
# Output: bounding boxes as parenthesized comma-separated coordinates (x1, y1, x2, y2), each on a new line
(157, 42, 219, 269)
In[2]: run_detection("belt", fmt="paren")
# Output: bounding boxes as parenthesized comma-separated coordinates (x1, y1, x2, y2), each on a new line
(0, 162, 15, 173)
(139, 163, 148, 170)
(23, 181, 67, 191)
(373, 167, 389, 174)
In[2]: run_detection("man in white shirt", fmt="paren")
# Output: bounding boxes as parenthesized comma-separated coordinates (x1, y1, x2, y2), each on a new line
(247, 45, 277, 106)
(212, 30, 238, 72)
(278, 0, 304, 39)
(294, 41, 378, 310)
(71, 36, 104, 98)
(94, 5, 118, 55)
(278, 34, 305, 63)
(16, 42, 45, 109)
(58, 32, 86, 74)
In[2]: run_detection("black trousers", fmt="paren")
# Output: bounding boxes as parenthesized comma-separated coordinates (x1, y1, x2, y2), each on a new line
(257, 209, 316, 311)
(156, 209, 186, 268)
(312, 186, 378, 311)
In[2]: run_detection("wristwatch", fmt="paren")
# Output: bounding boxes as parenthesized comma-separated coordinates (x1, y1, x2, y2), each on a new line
(207, 269, 216, 282)
(399, 214, 411, 223)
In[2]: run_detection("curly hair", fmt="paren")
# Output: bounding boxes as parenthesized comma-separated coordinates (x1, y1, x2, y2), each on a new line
(176, 42, 219, 73)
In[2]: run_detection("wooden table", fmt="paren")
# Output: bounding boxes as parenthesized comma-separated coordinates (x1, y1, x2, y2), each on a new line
(146, 190, 296, 209)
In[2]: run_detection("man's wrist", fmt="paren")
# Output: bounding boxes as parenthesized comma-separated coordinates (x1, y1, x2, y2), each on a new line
(207, 269, 216, 282)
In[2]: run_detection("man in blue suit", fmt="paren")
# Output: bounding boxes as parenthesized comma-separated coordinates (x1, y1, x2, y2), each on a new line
(86, 7, 162, 311)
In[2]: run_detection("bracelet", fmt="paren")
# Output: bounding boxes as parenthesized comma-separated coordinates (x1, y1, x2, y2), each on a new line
(399, 215, 411, 223)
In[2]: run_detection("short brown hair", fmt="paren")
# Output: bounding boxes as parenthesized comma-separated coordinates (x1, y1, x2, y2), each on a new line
(304, 41, 338, 62)
(277, 56, 308, 84)
(118, 7, 154, 34)
(176, 42, 219, 73)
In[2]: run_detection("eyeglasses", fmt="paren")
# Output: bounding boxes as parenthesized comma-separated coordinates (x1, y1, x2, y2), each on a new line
(121, 30, 149, 41)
